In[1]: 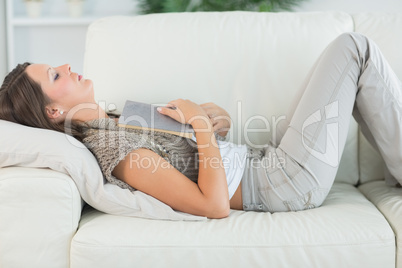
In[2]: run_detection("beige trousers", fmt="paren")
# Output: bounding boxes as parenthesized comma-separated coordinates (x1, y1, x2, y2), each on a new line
(242, 33, 402, 212)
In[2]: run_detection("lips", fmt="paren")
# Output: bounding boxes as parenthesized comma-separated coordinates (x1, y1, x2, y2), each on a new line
(78, 75, 82, 81)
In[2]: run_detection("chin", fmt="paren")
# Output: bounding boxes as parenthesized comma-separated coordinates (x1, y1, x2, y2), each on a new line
(84, 80, 94, 91)
(85, 79, 93, 86)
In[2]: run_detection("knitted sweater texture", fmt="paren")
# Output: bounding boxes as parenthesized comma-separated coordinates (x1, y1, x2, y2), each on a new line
(82, 118, 223, 191)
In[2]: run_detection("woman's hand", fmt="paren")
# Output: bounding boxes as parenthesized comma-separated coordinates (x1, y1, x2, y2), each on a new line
(157, 99, 212, 130)
(200, 102, 231, 137)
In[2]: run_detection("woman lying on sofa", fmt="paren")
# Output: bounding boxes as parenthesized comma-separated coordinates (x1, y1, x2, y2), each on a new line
(1, 32, 401, 219)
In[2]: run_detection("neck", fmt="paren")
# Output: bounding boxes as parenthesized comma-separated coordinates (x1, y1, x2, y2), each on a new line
(65, 103, 109, 123)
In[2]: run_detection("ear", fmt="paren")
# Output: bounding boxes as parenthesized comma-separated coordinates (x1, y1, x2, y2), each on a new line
(45, 106, 63, 120)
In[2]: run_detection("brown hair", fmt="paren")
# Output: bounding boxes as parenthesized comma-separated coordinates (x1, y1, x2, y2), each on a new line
(0, 62, 85, 141)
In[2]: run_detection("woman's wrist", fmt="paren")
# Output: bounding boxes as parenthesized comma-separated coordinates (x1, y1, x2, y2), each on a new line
(190, 116, 214, 132)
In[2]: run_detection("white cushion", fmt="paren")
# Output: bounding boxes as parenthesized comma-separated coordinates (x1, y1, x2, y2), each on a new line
(359, 181, 402, 268)
(71, 183, 395, 268)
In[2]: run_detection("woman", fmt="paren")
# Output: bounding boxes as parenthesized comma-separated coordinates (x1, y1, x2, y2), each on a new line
(1, 32, 401, 219)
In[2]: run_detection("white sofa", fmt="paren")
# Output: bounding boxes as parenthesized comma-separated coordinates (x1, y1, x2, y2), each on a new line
(1, 11, 402, 268)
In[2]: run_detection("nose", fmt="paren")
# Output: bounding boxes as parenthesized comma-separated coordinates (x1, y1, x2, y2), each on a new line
(56, 64, 71, 74)
(64, 64, 71, 74)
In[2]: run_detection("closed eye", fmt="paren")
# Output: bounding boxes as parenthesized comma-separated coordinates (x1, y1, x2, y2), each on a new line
(54, 73, 59, 81)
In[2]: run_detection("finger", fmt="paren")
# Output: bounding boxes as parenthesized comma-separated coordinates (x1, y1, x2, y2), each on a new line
(157, 106, 170, 115)
(213, 120, 223, 129)
(200, 103, 215, 111)
(166, 102, 178, 109)
(208, 117, 215, 126)
(209, 115, 218, 124)
(202, 109, 214, 119)
(166, 105, 177, 110)
(200, 102, 214, 107)
(213, 123, 224, 133)
(158, 107, 180, 123)
(157, 106, 178, 117)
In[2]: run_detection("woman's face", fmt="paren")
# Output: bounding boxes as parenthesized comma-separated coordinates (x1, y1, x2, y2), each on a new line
(26, 63, 94, 120)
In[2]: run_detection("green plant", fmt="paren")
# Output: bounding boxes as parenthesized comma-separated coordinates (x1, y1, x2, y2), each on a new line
(137, 0, 307, 14)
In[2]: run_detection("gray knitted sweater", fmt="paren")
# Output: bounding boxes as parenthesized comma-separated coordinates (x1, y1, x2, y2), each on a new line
(81, 118, 226, 191)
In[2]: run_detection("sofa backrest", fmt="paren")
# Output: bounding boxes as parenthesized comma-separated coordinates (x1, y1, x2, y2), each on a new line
(84, 11, 398, 186)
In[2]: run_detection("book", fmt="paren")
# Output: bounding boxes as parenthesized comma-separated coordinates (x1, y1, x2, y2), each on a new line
(118, 100, 195, 139)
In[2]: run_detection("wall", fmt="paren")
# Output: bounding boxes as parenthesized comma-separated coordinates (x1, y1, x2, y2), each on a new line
(0, 0, 7, 78)
(1, 0, 402, 78)
(5, 0, 138, 74)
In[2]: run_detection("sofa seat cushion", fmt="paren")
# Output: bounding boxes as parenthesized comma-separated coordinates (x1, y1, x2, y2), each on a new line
(359, 181, 402, 268)
(71, 183, 394, 268)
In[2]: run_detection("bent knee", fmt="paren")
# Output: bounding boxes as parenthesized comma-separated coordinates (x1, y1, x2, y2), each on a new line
(333, 32, 369, 51)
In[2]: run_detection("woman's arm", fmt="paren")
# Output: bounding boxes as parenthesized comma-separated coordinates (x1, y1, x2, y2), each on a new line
(112, 99, 230, 219)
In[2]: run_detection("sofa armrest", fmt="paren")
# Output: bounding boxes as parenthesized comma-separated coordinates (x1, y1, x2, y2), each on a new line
(0, 167, 83, 268)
